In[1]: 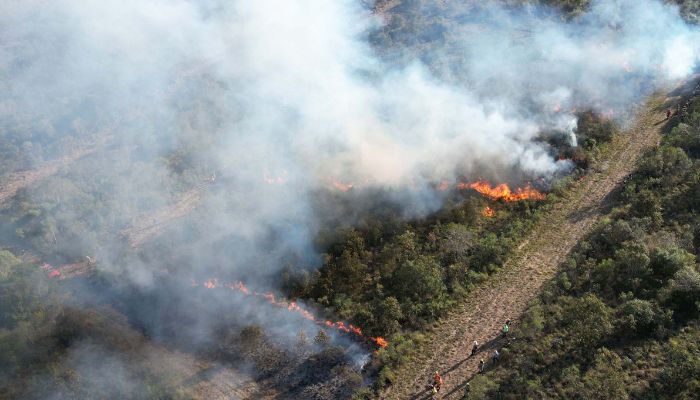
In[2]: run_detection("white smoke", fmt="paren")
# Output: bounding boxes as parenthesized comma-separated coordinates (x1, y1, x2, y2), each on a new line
(1, 0, 699, 360)
(3, 0, 698, 191)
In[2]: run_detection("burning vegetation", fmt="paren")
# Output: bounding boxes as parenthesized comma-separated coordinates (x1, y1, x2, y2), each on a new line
(460, 181, 546, 202)
(3, 0, 699, 398)
(198, 278, 388, 348)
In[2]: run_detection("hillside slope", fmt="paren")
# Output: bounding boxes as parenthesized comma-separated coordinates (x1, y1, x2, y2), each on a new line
(379, 81, 692, 399)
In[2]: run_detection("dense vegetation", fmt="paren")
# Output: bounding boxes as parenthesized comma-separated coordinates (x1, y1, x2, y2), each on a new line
(2, 1, 697, 399)
(282, 114, 614, 390)
(466, 88, 700, 399)
(0, 104, 615, 399)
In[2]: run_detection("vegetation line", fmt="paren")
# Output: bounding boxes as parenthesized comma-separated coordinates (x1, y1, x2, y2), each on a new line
(378, 84, 678, 399)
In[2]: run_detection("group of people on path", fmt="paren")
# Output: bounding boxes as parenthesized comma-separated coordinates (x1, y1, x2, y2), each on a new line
(667, 82, 700, 122)
(430, 319, 512, 396)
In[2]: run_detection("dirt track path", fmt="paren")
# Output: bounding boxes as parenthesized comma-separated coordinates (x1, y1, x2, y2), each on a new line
(379, 82, 690, 399)
(120, 180, 212, 248)
(0, 134, 112, 205)
(80, 307, 270, 400)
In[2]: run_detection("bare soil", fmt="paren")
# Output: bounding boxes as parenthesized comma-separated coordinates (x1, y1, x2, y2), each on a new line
(0, 135, 112, 205)
(378, 80, 694, 400)
(120, 180, 212, 248)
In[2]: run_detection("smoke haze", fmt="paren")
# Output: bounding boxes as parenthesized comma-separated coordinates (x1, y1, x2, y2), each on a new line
(1, 0, 699, 393)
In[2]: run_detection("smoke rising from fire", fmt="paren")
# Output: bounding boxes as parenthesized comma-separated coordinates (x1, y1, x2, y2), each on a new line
(3, 0, 698, 209)
(1, 0, 699, 388)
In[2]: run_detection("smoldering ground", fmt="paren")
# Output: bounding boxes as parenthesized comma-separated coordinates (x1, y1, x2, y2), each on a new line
(1, 0, 699, 396)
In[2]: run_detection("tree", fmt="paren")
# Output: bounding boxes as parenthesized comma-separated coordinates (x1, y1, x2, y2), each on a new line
(649, 247, 695, 284)
(331, 249, 369, 297)
(619, 298, 668, 337)
(612, 241, 651, 295)
(437, 223, 474, 265)
(630, 189, 662, 223)
(581, 348, 629, 400)
(652, 332, 700, 399)
(562, 294, 613, 352)
(0, 251, 20, 280)
(661, 266, 700, 317)
(371, 296, 402, 336)
(389, 256, 447, 326)
(389, 256, 445, 304)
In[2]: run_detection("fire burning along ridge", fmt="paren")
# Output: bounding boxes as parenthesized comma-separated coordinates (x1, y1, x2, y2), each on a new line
(265, 174, 547, 203)
(198, 278, 388, 348)
(459, 181, 546, 202)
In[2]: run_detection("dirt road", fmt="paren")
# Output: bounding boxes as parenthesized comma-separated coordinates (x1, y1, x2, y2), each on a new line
(379, 81, 692, 399)
(120, 180, 211, 248)
(0, 134, 111, 205)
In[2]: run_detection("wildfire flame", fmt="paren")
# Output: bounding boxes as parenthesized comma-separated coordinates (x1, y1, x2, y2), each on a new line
(262, 172, 550, 203)
(333, 181, 354, 192)
(622, 60, 632, 73)
(263, 170, 288, 185)
(198, 278, 388, 348)
(482, 206, 495, 217)
(460, 181, 546, 202)
(42, 263, 62, 278)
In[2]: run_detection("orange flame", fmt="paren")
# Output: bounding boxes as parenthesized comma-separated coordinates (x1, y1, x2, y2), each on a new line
(460, 181, 545, 202)
(482, 206, 495, 217)
(622, 60, 632, 73)
(333, 181, 354, 192)
(199, 279, 387, 348)
(263, 170, 287, 185)
(42, 263, 62, 279)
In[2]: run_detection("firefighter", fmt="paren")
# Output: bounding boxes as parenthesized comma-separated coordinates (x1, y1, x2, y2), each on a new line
(433, 371, 443, 393)
(471, 340, 478, 356)
(492, 349, 500, 364)
(478, 359, 485, 373)
(502, 320, 510, 337)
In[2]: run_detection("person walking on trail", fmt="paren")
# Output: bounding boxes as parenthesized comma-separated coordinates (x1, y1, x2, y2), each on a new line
(432, 371, 443, 393)
(492, 349, 500, 364)
(478, 359, 485, 374)
(471, 340, 478, 356)
(502, 319, 510, 337)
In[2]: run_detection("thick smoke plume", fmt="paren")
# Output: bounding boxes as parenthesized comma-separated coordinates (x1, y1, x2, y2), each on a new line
(1, 0, 699, 383)
(5, 1, 697, 191)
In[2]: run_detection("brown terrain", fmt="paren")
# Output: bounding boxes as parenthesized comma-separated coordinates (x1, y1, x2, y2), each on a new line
(379, 79, 696, 400)
(0, 134, 112, 205)
(43, 181, 211, 279)
(120, 180, 212, 249)
(38, 80, 694, 399)
(6, 62, 694, 398)
(55, 307, 269, 400)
